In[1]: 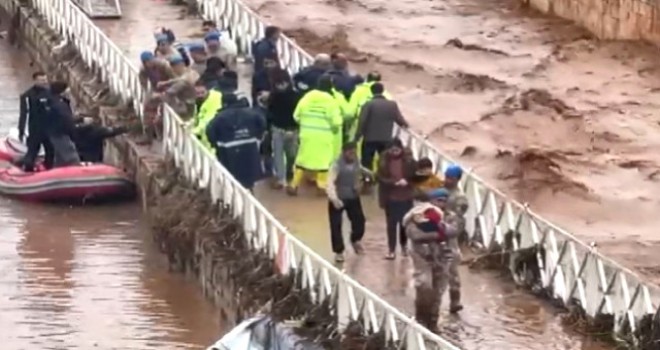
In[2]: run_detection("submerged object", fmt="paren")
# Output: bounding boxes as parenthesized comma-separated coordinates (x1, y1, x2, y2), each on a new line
(0, 163, 135, 202)
(0, 128, 43, 163)
(207, 316, 324, 350)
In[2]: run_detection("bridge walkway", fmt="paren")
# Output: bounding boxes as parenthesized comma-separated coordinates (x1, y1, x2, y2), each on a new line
(93, 0, 612, 349)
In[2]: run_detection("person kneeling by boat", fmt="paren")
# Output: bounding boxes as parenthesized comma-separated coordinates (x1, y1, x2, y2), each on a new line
(46, 81, 81, 168)
(72, 117, 128, 163)
(205, 92, 266, 192)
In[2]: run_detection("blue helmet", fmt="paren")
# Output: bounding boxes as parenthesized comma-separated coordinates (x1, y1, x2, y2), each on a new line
(444, 165, 463, 179)
(427, 188, 450, 200)
(140, 51, 154, 62)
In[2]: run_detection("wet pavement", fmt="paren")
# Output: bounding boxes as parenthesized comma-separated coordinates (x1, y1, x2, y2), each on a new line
(94, 0, 614, 348)
(243, 0, 660, 285)
(0, 32, 221, 348)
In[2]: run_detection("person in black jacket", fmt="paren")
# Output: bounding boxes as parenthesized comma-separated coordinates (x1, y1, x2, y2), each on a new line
(267, 69, 300, 189)
(71, 118, 128, 163)
(19, 71, 55, 171)
(293, 53, 331, 94)
(206, 93, 266, 191)
(46, 81, 81, 168)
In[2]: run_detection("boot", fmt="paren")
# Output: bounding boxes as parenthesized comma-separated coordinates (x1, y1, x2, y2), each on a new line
(428, 311, 440, 334)
(414, 289, 432, 329)
(449, 290, 463, 314)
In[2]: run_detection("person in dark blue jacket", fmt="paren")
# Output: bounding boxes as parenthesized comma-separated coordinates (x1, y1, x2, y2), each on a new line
(293, 53, 331, 94)
(206, 93, 267, 191)
(327, 53, 363, 100)
(252, 26, 281, 73)
(45, 81, 81, 167)
(251, 53, 279, 102)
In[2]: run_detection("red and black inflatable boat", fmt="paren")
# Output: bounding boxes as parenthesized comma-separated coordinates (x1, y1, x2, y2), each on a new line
(0, 164, 134, 202)
(0, 128, 134, 202)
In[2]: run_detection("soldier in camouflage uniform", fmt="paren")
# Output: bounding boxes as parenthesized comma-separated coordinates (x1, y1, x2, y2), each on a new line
(443, 165, 469, 313)
(403, 188, 459, 332)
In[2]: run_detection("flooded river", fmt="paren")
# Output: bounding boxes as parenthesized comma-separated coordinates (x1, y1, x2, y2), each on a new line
(243, 0, 660, 285)
(0, 34, 220, 349)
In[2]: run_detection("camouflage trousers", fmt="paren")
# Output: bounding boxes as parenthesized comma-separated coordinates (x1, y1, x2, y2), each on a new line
(411, 252, 454, 331)
(411, 250, 463, 330)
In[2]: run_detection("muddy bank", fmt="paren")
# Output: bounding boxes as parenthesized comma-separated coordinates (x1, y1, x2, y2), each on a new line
(246, 0, 660, 285)
(3, 1, 410, 346)
(149, 166, 398, 348)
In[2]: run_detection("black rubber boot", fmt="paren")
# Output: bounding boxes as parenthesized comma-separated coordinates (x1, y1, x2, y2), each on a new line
(449, 290, 463, 314)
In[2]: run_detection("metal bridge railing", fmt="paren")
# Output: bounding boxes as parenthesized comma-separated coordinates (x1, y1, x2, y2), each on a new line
(21, 0, 462, 348)
(195, 0, 660, 342)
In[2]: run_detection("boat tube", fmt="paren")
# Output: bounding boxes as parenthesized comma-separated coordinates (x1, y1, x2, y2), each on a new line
(0, 163, 135, 202)
(207, 316, 324, 350)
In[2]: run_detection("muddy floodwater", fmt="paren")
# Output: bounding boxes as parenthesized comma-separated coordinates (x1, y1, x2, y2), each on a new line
(243, 0, 660, 284)
(0, 36, 220, 348)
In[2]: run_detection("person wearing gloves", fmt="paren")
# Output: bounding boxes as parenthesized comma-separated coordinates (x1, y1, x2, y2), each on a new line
(403, 188, 460, 332)
(326, 142, 368, 263)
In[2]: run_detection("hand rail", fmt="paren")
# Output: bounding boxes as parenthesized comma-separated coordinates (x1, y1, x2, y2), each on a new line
(20, 0, 463, 347)
(195, 0, 660, 341)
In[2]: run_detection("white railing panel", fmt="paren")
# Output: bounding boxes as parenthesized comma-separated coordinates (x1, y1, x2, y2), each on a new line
(187, 0, 660, 342)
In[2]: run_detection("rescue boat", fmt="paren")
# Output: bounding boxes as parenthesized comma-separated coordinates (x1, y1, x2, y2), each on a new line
(0, 128, 134, 202)
(0, 163, 135, 202)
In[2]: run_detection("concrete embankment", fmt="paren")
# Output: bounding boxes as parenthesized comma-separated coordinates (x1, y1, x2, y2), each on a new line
(526, 0, 660, 43)
(0, 2, 388, 347)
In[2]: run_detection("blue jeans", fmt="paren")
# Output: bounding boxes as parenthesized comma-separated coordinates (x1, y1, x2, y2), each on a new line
(271, 127, 298, 185)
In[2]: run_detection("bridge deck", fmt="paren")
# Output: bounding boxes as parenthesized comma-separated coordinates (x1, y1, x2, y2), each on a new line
(93, 0, 611, 349)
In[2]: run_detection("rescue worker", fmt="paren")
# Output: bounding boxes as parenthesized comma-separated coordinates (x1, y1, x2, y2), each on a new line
(443, 164, 469, 313)
(330, 76, 351, 160)
(293, 53, 331, 94)
(71, 117, 127, 163)
(188, 42, 208, 75)
(45, 81, 81, 167)
(19, 71, 55, 171)
(326, 142, 368, 263)
(206, 92, 267, 191)
(267, 70, 300, 189)
(192, 80, 223, 151)
(348, 72, 392, 139)
(156, 54, 200, 118)
(202, 20, 217, 34)
(204, 31, 238, 71)
(253, 26, 281, 73)
(287, 75, 342, 195)
(138, 51, 175, 143)
(154, 32, 178, 61)
(354, 82, 409, 171)
(327, 53, 362, 100)
(377, 138, 416, 259)
(404, 187, 460, 332)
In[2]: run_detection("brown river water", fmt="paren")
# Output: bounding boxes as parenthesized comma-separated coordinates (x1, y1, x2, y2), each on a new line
(99, 0, 615, 348)
(0, 33, 221, 348)
(244, 0, 660, 285)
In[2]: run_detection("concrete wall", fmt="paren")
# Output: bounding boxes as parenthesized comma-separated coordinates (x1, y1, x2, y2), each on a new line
(528, 0, 660, 43)
(0, 2, 386, 347)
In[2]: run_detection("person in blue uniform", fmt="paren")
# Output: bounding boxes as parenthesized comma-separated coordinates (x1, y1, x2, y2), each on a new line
(206, 93, 267, 191)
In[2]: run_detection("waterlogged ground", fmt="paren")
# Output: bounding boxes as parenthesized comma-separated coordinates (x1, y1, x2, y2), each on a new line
(242, 0, 660, 285)
(94, 0, 615, 348)
(0, 22, 221, 349)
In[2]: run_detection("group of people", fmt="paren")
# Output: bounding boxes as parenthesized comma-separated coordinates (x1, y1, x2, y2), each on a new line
(18, 72, 126, 171)
(139, 21, 470, 332)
